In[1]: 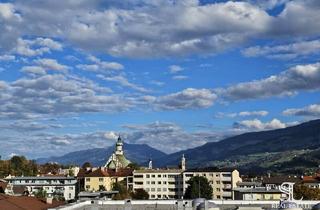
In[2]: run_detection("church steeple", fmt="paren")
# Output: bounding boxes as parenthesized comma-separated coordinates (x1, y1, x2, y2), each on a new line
(115, 135, 124, 155)
(181, 154, 186, 171)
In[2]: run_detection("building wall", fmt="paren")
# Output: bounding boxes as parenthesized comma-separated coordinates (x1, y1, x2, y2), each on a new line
(5, 177, 77, 201)
(84, 177, 115, 192)
(133, 170, 183, 199)
(182, 170, 241, 200)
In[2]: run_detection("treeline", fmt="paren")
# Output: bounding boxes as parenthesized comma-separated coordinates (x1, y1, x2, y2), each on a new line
(0, 156, 74, 178)
(0, 156, 38, 177)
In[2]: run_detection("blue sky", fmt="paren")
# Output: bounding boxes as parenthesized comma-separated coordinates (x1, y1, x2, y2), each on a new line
(0, 0, 320, 159)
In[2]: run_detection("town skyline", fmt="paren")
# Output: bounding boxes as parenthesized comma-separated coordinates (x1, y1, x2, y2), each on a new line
(0, 0, 320, 159)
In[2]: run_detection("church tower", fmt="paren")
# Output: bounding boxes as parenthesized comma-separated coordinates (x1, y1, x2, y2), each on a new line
(181, 154, 186, 171)
(115, 135, 124, 155)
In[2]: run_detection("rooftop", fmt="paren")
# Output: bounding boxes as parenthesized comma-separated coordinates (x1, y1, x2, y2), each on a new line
(0, 194, 64, 210)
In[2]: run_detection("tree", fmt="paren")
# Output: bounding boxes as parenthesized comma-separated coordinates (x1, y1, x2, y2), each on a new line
(82, 162, 92, 169)
(184, 176, 213, 199)
(294, 184, 320, 200)
(131, 188, 149, 200)
(112, 181, 130, 200)
(34, 188, 47, 199)
(99, 185, 106, 191)
(127, 162, 140, 170)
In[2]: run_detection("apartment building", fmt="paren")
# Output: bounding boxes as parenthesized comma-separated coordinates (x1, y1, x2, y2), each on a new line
(132, 169, 184, 199)
(77, 167, 133, 192)
(5, 176, 77, 201)
(182, 168, 242, 200)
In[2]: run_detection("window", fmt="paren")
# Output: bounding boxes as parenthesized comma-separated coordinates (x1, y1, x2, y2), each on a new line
(146, 174, 150, 178)
(151, 195, 155, 198)
(152, 175, 155, 178)
(157, 188, 161, 192)
(216, 188, 221, 191)
(99, 178, 104, 182)
(151, 181, 155, 184)
(158, 175, 161, 178)
(163, 188, 167, 192)
(69, 187, 73, 190)
(69, 193, 71, 199)
(134, 175, 143, 178)
(163, 175, 167, 178)
(157, 195, 161, 198)
(151, 188, 155, 192)
(146, 188, 150, 192)
(158, 181, 161, 184)
(85, 185, 90, 189)
(163, 181, 167, 184)
(216, 181, 220, 184)
(146, 181, 150, 184)
(85, 178, 90, 182)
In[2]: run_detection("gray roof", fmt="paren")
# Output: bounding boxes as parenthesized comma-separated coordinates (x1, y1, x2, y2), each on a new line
(233, 187, 282, 193)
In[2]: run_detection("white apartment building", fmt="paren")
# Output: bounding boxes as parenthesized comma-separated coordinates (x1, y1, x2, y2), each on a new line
(182, 168, 242, 200)
(132, 169, 184, 199)
(5, 176, 77, 201)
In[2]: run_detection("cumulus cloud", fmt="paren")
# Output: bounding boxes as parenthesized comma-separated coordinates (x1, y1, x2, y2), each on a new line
(0, 0, 320, 58)
(172, 75, 188, 80)
(155, 88, 217, 110)
(77, 55, 124, 72)
(283, 104, 320, 117)
(0, 54, 15, 61)
(216, 110, 268, 118)
(97, 74, 148, 93)
(0, 74, 132, 120)
(35, 58, 69, 72)
(242, 39, 320, 60)
(122, 121, 223, 153)
(169, 65, 183, 74)
(14, 38, 62, 57)
(233, 118, 287, 131)
(218, 62, 320, 100)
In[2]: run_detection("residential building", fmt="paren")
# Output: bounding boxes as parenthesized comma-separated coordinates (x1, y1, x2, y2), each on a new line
(262, 176, 301, 190)
(233, 187, 285, 200)
(182, 168, 242, 200)
(300, 173, 320, 189)
(5, 176, 77, 201)
(77, 167, 133, 192)
(132, 169, 183, 199)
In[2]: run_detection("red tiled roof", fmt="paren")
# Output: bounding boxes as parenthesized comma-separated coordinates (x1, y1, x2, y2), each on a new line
(302, 176, 320, 183)
(0, 194, 64, 210)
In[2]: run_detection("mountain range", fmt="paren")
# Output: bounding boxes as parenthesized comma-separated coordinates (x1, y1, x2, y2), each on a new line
(37, 119, 320, 174)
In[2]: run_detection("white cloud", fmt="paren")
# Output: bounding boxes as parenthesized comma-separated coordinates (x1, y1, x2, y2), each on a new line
(216, 110, 269, 118)
(35, 58, 69, 72)
(155, 88, 217, 110)
(233, 118, 287, 131)
(283, 104, 320, 117)
(14, 38, 62, 57)
(218, 62, 320, 100)
(169, 65, 183, 74)
(172, 75, 188, 80)
(0, 54, 15, 61)
(242, 39, 320, 59)
(21, 66, 46, 75)
(97, 74, 148, 93)
(0, 74, 132, 120)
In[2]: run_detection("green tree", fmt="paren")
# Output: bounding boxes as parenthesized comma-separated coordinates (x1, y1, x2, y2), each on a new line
(131, 188, 149, 200)
(127, 162, 140, 170)
(294, 184, 320, 200)
(184, 176, 213, 199)
(112, 181, 130, 200)
(82, 162, 92, 169)
(99, 185, 106, 191)
(34, 188, 47, 199)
